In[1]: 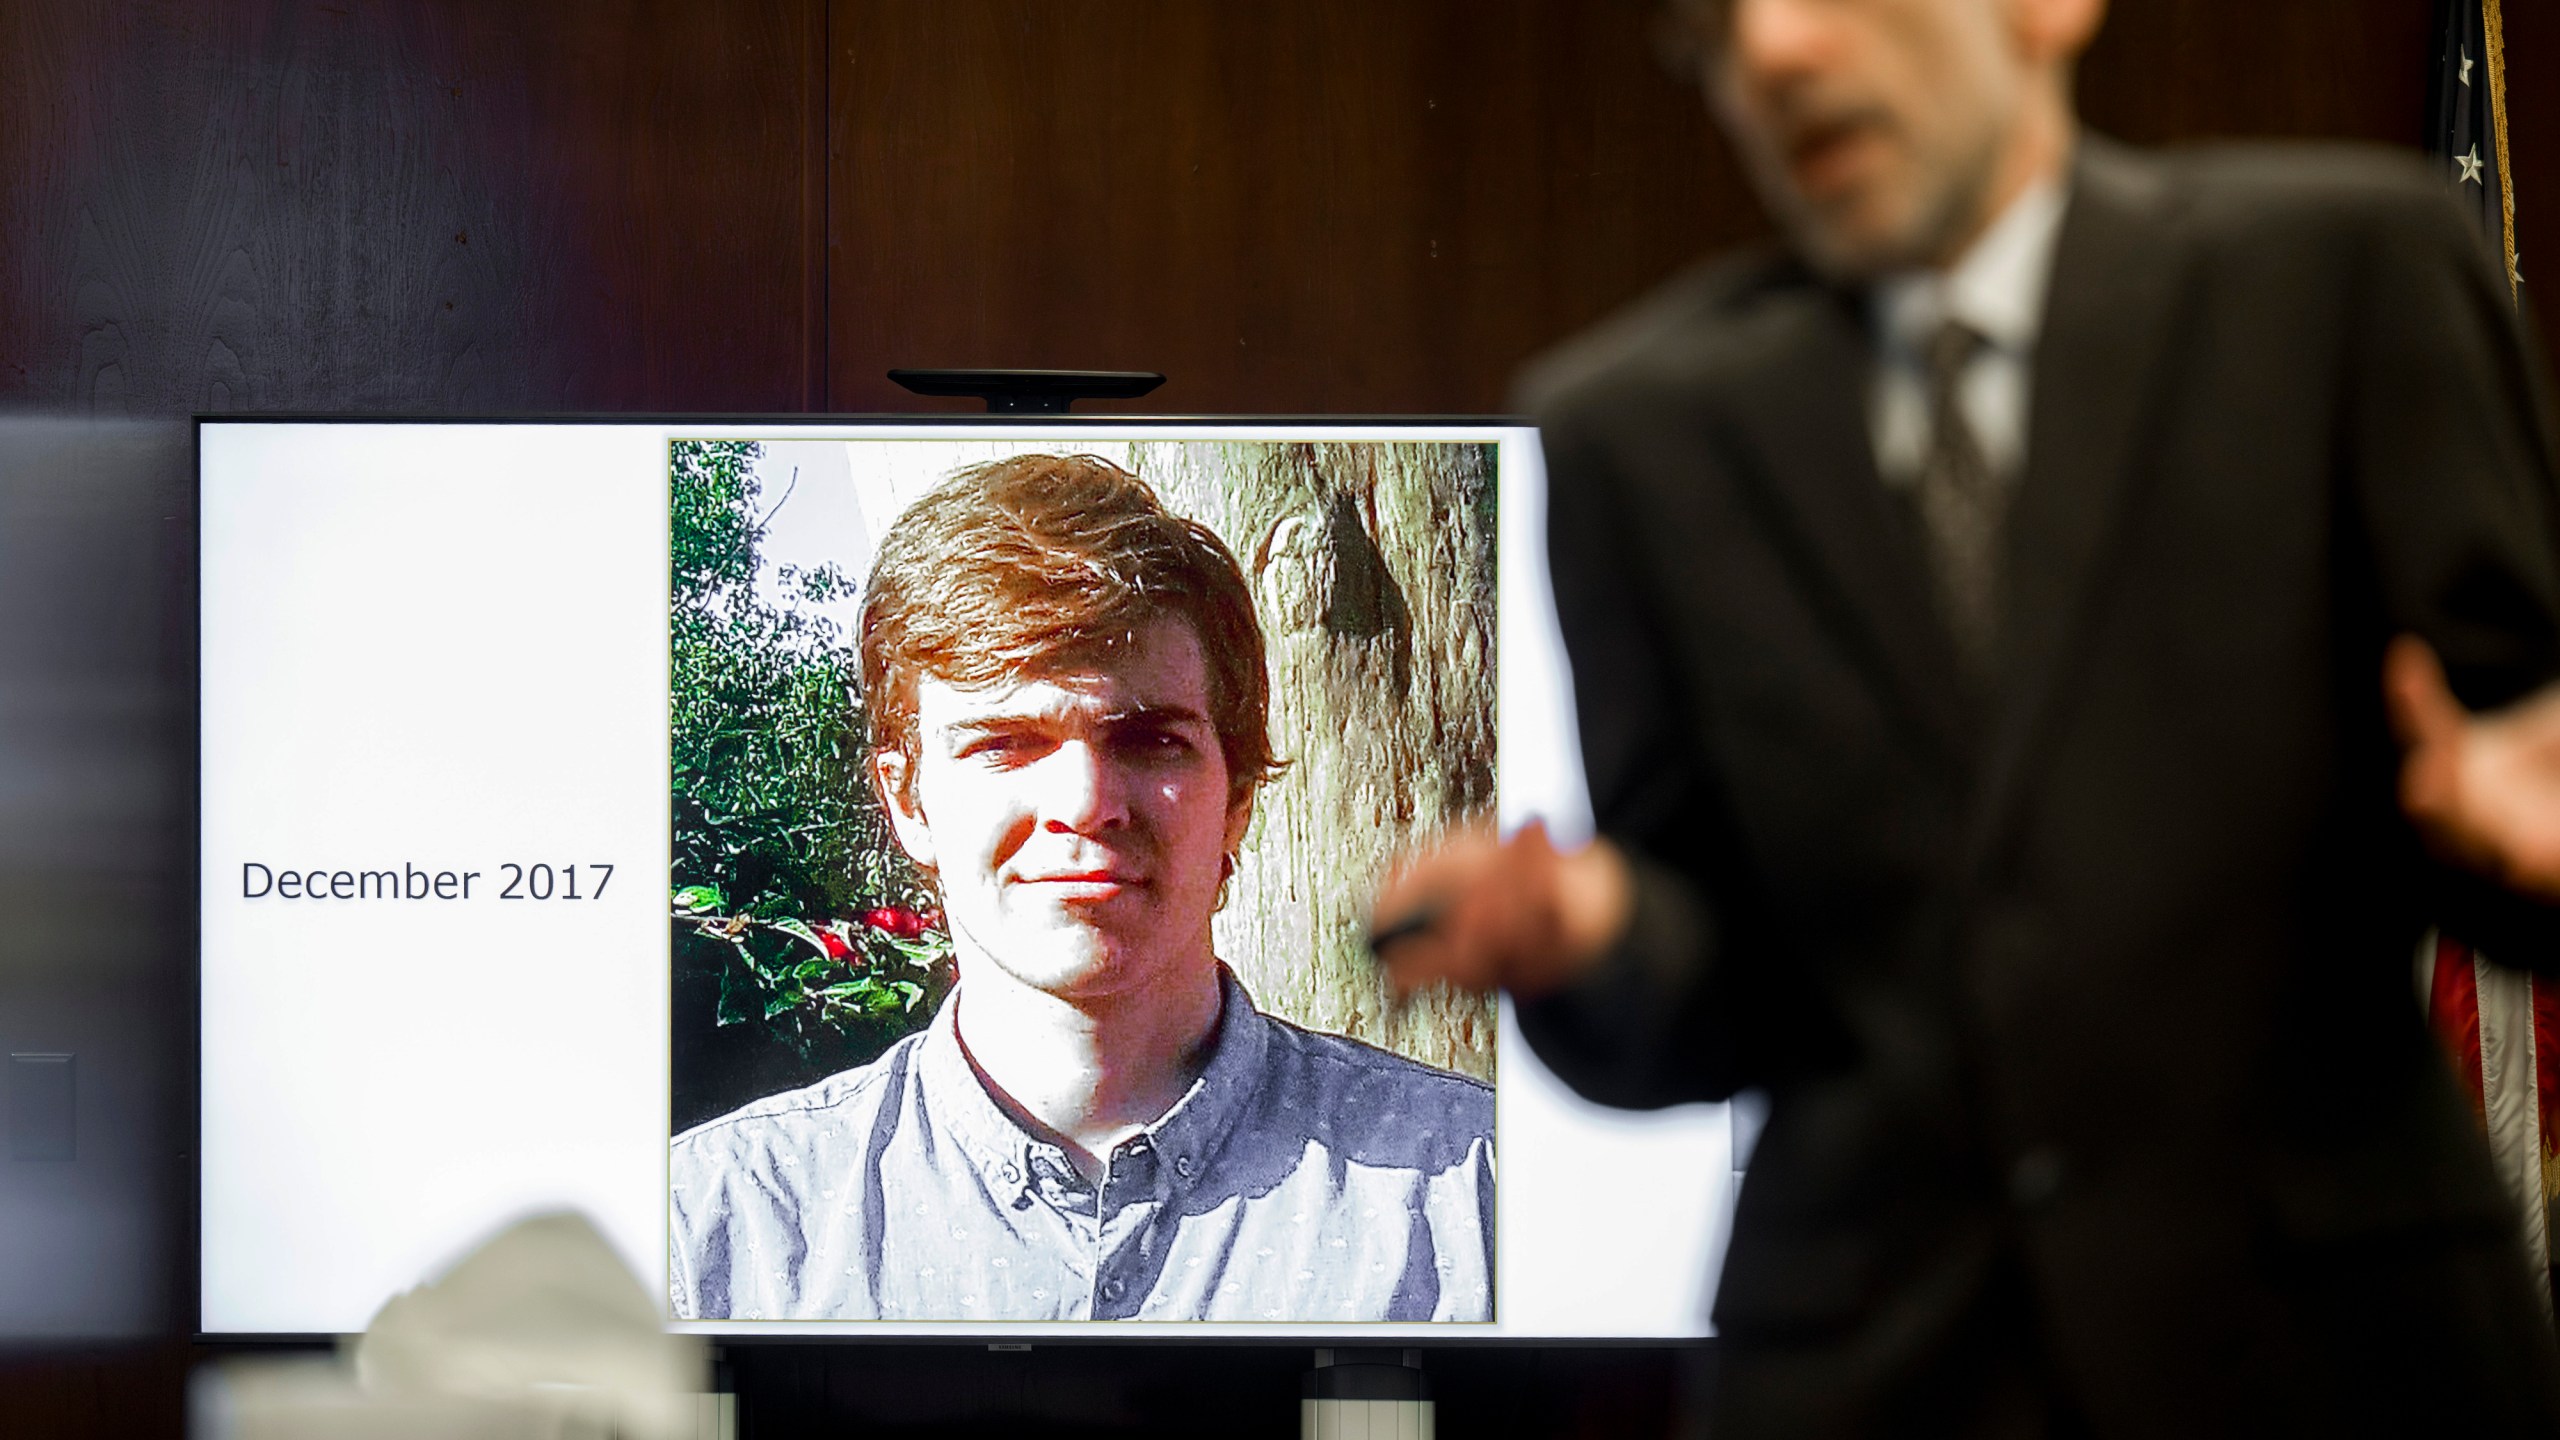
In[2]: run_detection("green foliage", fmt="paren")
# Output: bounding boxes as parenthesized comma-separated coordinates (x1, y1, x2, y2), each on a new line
(669, 440, 950, 1082)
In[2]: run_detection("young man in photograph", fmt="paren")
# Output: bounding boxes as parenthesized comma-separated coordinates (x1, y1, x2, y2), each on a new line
(670, 453, 1495, 1323)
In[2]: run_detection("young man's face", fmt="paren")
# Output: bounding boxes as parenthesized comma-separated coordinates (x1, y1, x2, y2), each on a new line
(877, 616, 1253, 1006)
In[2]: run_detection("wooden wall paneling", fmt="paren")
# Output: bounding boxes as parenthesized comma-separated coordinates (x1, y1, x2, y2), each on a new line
(0, 1344, 192, 1440)
(825, 1, 1746, 415)
(2079, 0, 2560, 397)
(0, 0, 822, 417)
(503, 0, 825, 411)
(2493, 2, 2560, 368)
(2078, 1, 2434, 148)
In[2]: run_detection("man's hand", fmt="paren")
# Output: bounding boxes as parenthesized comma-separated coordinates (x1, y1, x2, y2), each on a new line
(2384, 635, 2560, 903)
(1368, 819, 1635, 1001)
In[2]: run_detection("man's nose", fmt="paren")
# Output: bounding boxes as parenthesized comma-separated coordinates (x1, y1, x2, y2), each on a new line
(1727, 0, 1834, 92)
(1036, 740, 1130, 834)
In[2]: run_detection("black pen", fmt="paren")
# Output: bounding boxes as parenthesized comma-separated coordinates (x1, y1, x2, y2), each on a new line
(1366, 898, 1446, 958)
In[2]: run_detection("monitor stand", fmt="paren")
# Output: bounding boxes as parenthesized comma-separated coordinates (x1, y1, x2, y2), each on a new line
(1302, 1347, 1432, 1439)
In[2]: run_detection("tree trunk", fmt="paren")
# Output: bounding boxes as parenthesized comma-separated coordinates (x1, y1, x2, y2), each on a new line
(1138, 440, 1500, 1082)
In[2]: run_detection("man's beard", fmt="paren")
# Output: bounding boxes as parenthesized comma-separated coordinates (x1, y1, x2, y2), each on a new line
(1779, 128, 2010, 282)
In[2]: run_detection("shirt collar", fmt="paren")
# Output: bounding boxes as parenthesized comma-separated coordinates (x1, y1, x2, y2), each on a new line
(1871, 170, 2071, 357)
(1139, 964, 1270, 1180)
(915, 964, 1269, 1191)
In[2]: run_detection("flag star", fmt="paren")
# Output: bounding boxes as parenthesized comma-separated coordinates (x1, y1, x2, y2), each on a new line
(2461, 47, 2474, 88)
(2459, 145, 2486, 186)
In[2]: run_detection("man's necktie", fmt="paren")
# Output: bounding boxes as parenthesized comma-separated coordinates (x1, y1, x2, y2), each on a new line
(1913, 320, 2004, 678)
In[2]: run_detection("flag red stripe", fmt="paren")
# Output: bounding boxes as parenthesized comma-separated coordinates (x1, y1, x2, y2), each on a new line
(2429, 934, 2488, 1123)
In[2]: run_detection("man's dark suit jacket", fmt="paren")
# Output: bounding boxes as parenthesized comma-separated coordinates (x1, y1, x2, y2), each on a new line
(1517, 140, 2560, 1436)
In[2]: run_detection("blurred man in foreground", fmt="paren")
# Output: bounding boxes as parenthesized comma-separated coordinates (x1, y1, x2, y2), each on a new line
(1377, 0, 2560, 1432)
(673, 454, 1493, 1323)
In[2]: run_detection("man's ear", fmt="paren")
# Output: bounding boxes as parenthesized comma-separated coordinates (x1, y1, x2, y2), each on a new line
(874, 749, 937, 872)
(2014, 0, 2106, 65)
(1222, 787, 1256, 858)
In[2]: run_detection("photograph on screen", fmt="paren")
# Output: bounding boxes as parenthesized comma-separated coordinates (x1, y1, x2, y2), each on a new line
(664, 437, 1500, 1323)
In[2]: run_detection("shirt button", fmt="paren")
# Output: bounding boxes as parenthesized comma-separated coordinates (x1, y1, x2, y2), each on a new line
(1101, 1279, 1126, 1302)
(999, 1160, 1022, 1185)
(1174, 1156, 1195, 1179)
(2008, 1148, 2067, 1211)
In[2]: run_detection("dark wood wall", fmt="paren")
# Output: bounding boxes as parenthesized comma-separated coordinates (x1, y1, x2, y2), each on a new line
(2, 2, 2550, 1435)
(1, 0, 827, 414)
(824, 1, 1741, 413)
(8, 2, 2553, 420)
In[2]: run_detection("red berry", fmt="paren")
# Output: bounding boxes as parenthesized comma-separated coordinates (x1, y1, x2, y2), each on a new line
(860, 906, 936, 940)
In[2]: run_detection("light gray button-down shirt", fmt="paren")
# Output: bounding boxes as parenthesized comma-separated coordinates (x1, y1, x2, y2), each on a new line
(1869, 173, 2070, 487)
(669, 968, 1496, 1323)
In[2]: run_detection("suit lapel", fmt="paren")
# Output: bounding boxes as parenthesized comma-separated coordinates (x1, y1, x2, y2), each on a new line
(1971, 140, 2194, 860)
(1719, 280, 1975, 761)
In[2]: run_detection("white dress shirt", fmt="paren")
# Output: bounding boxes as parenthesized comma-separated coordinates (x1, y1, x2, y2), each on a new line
(1867, 176, 2072, 488)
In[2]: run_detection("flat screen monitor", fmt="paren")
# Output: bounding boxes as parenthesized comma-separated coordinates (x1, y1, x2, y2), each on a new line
(196, 418, 1734, 1340)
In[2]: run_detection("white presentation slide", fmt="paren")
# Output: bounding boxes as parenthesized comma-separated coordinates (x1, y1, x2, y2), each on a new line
(197, 420, 1731, 1339)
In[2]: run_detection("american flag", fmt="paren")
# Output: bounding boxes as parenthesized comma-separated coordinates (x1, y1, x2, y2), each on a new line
(2428, 0, 2521, 294)
(2418, 0, 2552, 1308)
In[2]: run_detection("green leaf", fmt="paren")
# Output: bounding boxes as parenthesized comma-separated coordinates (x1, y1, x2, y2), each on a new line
(733, 942, 781, 981)
(715, 970, 759, 1027)
(886, 934, 950, 969)
(670, 436, 947, 1061)
(769, 916, 830, 956)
